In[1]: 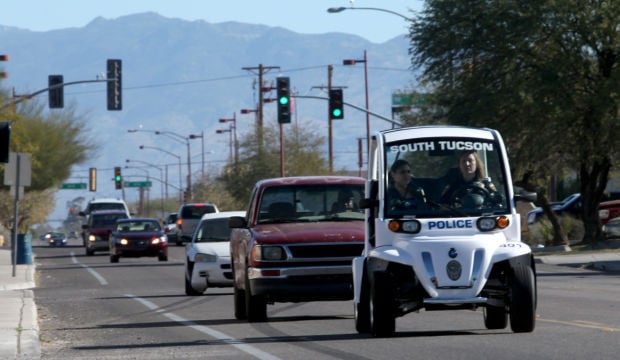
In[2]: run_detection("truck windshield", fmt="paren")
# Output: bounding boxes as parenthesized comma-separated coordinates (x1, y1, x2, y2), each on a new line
(258, 184, 365, 224)
(384, 137, 509, 218)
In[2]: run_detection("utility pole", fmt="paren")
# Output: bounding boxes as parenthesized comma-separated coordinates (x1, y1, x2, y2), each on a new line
(242, 64, 280, 150)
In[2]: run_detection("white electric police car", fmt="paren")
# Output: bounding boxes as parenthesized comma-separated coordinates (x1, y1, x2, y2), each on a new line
(354, 126, 537, 337)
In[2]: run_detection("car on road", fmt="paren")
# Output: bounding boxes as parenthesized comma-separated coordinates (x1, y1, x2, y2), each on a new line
(45, 232, 67, 247)
(229, 176, 366, 322)
(602, 216, 620, 239)
(109, 218, 168, 263)
(82, 210, 130, 255)
(175, 202, 219, 246)
(185, 210, 246, 296)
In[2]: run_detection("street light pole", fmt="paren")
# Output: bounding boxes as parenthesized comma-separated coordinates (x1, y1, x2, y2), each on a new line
(343, 50, 370, 163)
(125, 159, 164, 216)
(154, 131, 191, 202)
(327, 6, 413, 21)
(139, 145, 183, 204)
(219, 113, 238, 164)
(189, 132, 204, 181)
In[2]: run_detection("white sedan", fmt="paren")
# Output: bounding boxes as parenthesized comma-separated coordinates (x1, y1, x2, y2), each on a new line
(185, 211, 245, 295)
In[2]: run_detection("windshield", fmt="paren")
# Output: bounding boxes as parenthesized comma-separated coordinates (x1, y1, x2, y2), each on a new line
(195, 218, 233, 242)
(385, 137, 509, 218)
(258, 184, 365, 224)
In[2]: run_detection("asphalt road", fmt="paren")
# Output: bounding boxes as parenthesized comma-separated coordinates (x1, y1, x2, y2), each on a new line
(32, 241, 620, 360)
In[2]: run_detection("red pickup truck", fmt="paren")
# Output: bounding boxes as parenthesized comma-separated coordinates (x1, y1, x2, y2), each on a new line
(229, 176, 366, 322)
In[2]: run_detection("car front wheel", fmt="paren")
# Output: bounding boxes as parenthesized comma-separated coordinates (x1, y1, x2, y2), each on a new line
(509, 265, 536, 333)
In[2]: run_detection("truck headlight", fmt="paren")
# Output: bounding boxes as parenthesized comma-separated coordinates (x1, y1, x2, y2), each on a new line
(252, 245, 287, 261)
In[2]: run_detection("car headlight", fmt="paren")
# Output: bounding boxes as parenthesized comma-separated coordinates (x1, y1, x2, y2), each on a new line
(195, 253, 217, 262)
(120, 238, 129, 245)
(88, 235, 96, 242)
(252, 245, 287, 261)
(151, 236, 166, 244)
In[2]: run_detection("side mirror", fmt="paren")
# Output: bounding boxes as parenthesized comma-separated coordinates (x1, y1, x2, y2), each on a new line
(514, 186, 538, 203)
(359, 198, 379, 209)
(228, 216, 247, 228)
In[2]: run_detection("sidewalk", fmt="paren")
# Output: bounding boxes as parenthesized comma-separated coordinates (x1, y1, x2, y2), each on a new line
(0, 248, 40, 360)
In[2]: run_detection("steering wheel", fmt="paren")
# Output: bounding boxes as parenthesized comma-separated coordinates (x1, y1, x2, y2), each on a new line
(449, 183, 491, 208)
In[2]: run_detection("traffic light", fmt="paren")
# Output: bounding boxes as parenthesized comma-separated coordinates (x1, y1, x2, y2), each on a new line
(276, 76, 291, 124)
(329, 89, 344, 119)
(89, 167, 97, 192)
(114, 166, 122, 189)
(0, 122, 10, 163)
(48, 75, 64, 108)
(0, 54, 8, 79)
(107, 59, 122, 110)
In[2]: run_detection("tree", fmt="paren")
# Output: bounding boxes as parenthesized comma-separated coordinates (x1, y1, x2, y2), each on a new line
(219, 121, 329, 205)
(409, 0, 620, 245)
(0, 90, 97, 231)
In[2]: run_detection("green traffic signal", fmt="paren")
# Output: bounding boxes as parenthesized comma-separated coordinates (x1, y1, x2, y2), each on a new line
(115, 175, 122, 181)
(332, 108, 342, 118)
(279, 96, 289, 105)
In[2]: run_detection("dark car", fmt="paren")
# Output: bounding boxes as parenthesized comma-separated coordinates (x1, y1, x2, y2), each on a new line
(109, 218, 168, 263)
(45, 232, 67, 247)
(82, 210, 129, 255)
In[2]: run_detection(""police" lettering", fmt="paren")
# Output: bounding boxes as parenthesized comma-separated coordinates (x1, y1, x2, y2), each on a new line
(428, 219, 473, 230)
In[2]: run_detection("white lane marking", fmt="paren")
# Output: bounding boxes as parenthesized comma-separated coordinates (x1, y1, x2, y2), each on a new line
(71, 252, 108, 285)
(126, 294, 283, 360)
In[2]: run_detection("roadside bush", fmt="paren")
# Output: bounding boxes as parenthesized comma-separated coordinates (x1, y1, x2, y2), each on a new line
(529, 215, 584, 246)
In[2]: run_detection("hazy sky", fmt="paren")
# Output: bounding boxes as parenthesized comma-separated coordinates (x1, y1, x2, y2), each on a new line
(1, 0, 422, 43)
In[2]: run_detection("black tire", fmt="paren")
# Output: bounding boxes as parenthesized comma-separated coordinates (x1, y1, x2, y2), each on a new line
(110, 254, 119, 263)
(86, 248, 94, 256)
(355, 266, 371, 334)
(245, 274, 267, 322)
(234, 284, 247, 320)
(158, 254, 168, 261)
(484, 305, 508, 329)
(370, 271, 396, 337)
(185, 264, 202, 296)
(509, 265, 536, 333)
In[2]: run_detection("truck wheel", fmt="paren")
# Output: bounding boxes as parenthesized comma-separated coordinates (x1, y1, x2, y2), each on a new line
(509, 265, 536, 333)
(234, 284, 247, 320)
(86, 248, 94, 256)
(370, 271, 395, 337)
(484, 305, 507, 329)
(245, 274, 267, 322)
(185, 264, 202, 296)
(355, 267, 371, 333)
(110, 254, 119, 263)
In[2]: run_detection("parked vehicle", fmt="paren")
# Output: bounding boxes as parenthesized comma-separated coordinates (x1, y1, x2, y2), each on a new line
(109, 218, 168, 263)
(45, 232, 67, 247)
(598, 199, 620, 225)
(229, 176, 366, 322)
(602, 216, 620, 239)
(354, 126, 537, 337)
(526, 193, 581, 224)
(175, 202, 219, 245)
(185, 211, 246, 296)
(82, 210, 129, 255)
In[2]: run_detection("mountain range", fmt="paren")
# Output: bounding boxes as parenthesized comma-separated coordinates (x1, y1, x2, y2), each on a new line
(0, 12, 417, 218)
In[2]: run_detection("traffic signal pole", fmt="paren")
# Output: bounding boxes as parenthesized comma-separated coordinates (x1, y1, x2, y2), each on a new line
(0, 78, 117, 110)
